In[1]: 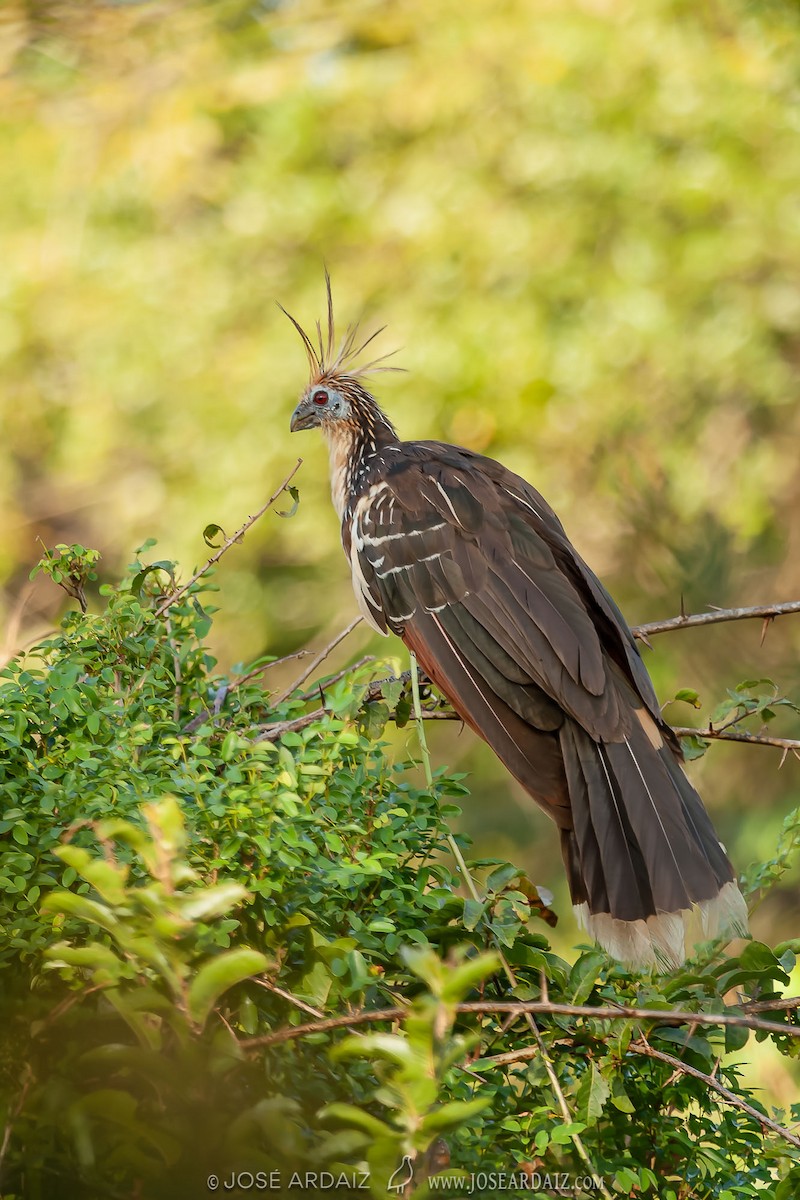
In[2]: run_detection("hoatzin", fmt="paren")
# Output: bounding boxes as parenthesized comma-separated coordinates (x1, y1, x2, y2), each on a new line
(286, 289, 748, 970)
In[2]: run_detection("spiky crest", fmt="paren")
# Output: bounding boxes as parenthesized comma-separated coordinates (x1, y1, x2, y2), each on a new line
(278, 270, 402, 385)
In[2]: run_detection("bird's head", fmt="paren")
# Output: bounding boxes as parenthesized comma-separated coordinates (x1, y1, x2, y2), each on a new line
(283, 273, 400, 438)
(289, 376, 360, 433)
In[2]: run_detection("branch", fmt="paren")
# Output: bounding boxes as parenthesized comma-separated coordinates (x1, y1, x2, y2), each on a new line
(743, 994, 800, 1013)
(240, 996, 800, 1051)
(296, 654, 376, 701)
(154, 459, 303, 618)
(672, 726, 800, 755)
(254, 705, 326, 743)
(181, 649, 313, 736)
(253, 977, 326, 1020)
(632, 600, 800, 640)
(473, 1031, 800, 1153)
(232, 648, 311, 693)
(365, 668, 800, 752)
(629, 1038, 800, 1150)
(269, 616, 363, 708)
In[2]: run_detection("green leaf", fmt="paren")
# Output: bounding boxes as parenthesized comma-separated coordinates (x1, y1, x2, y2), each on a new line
(550, 1121, 587, 1145)
(462, 898, 485, 930)
(681, 734, 710, 761)
(725, 1022, 750, 1054)
(738, 940, 780, 973)
(330, 1034, 414, 1068)
(394, 696, 412, 727)
(186, 949, 270, 1028)
(380, 679, 404, 710)
(180, 883, 248, 922)
(440, 952, 500, 1002)
(579, 1061, 610, 1125)
(295, 959, 333, 1008)
(44, 941, 121, 973)
(567, 950, 606, 1004)
(203, 523, 225, 547)
(401, 945, 444, 991)
(609, 1073, 636, 1114)
(81, 860, 130, 904)
(652, 1027, 714, 1064)
(420, 1097, 491, 1133)
(40, 891, 119, 933)
(486, 863, 519, 892)
(275, 485, 300, 518)
(674, 688, 702, 708)
(130, 561, 175, 597)
(319, 1104, 396, 1139)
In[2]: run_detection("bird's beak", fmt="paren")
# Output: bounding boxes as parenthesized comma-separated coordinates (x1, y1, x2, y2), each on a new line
(290, 399, 317, 433)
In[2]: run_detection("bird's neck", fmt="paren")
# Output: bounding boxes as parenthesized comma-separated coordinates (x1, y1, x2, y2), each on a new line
(323, 418, 396, 522)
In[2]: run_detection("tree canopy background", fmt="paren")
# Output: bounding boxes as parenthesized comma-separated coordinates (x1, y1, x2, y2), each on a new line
(2, 0, 799, 1082)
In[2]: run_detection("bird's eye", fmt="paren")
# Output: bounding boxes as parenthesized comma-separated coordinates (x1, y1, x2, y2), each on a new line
(312, 390, 328, 406)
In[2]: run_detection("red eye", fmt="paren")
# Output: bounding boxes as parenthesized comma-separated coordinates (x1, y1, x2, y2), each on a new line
(312, 390, 328, 406)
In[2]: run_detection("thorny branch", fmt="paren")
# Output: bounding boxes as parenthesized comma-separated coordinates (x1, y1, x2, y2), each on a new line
(240, 995, 800, 1052)
(296, 654, 375, 701)
(466, 1035, 800, 1151)
(182, 648, 312, 735)
(248, 599, 800, 749)
(254, 705, 326, 743)
(671, 725, 800, 757)
(232, 648, 310, 693)
(632, 599, 800, 639)
(628, 1038, 800, 1150)
(269, 616, 364, 708)
(154, 459, 303, 618)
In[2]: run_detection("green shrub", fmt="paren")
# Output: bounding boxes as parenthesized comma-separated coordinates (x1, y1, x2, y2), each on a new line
(0, 543, 799, 1200)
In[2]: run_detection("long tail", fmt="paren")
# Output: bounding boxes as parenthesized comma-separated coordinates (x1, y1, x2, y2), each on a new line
(559, 717, 748, 969)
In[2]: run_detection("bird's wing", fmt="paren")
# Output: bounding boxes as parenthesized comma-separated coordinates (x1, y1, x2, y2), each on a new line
(345, 441, 748, 966)
(347, 442, 661, 744)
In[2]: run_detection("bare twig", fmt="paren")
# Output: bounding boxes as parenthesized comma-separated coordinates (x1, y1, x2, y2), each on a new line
(743, 994, 800, 1013)
(254, 705, 326, 743)
(240, 996, 800, 1052)
(181, 650, 313, 736)
(269, 616, 363, 708)
(628, 1038, 800, 1150)
(672, 727, 800, 753)
(388, 709, 800, 750)
(398, 710, 459, 721)
(253, 978, 409, 1039)
(232, 649, 311, 692)
(476, 1034, 800, 1150)
(632, 600, 800, 640)
(297, 654, 376, 701)
(360, 669, 800, 751)
(154, 460, 303, 618)
(253, 978, 326, 1020)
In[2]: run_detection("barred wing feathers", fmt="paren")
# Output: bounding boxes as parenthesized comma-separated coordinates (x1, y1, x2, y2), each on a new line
(346, 442, 746, 968)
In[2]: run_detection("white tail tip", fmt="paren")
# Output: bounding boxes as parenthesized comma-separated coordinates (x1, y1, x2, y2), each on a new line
(574, 881, 749, 971)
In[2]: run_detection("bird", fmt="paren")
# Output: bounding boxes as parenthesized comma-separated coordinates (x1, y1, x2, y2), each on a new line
(286, 280, 748, 970)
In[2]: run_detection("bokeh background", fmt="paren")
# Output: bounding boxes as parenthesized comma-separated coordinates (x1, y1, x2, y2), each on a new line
(2, 0, 800, 1067)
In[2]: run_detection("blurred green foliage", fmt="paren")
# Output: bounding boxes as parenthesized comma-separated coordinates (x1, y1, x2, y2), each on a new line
(2, 0, 800, 1132)
(1, 549, 800, 1198)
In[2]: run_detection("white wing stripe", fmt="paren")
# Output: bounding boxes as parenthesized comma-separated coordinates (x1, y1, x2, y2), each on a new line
(503, 486, 544, 519)
(360, 523, 446, 546)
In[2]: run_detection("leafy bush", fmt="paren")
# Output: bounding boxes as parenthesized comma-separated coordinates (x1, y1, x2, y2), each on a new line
(1, 542, 799, 1200)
